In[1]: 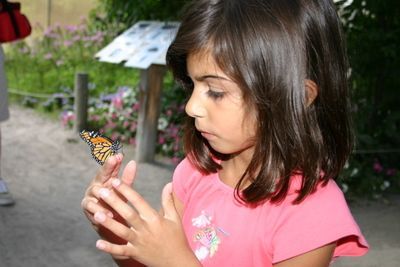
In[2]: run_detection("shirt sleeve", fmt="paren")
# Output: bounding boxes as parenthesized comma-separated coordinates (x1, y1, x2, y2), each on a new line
(271, 179, 369, 263)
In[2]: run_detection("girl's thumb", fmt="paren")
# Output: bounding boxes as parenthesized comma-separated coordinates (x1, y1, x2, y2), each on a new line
(161, 183, 178, 220)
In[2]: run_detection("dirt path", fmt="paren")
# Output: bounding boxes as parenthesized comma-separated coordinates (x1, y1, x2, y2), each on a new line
(0, 105, 173, 267)
(0, 105, 399, 267)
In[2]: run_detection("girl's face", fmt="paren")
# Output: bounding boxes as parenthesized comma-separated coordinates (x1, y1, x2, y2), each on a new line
(185, 51, 256, 156)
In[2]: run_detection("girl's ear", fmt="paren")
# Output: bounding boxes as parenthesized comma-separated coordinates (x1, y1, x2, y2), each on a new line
(305, 79, 318, 106)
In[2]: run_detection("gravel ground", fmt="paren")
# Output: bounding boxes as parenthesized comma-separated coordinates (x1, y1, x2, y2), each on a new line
(0, 104, 399, 267)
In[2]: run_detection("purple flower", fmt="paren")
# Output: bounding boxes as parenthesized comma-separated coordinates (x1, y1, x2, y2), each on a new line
(63, 40, 74, 47)
(44, 53, 53, 60)
(72, 35, 81, 42)
(166, 109, 173, 116)
(386, 168, 397, 176)
(65, 25, 78, 33)
(373, 160, 383, 173)
(56, 60, 64, 66)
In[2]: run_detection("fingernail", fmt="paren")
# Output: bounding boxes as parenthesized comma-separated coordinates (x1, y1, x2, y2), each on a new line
(107, 211, 114, 218)
(111, 178, 121, 188)
(96, 240, 106, 249)
(94, 211, 106, 223)
(99, 188, 110, 198)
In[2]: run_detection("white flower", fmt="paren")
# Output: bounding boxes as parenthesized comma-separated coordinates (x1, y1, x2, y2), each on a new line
(192, 211, 212, 228)
(344, 161, 349, 169)
(158, 117, 168, 130)
(195, 246, 209, 261)
(380, 181, 391, 191)
(341, 183, 349, 193)
(350, 168, 359, 177)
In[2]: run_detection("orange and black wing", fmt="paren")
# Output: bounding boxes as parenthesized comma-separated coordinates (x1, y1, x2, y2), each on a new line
(79, 130, 121, 165)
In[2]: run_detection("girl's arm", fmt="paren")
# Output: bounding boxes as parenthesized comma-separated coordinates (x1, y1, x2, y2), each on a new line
(273, 243, 336, 267)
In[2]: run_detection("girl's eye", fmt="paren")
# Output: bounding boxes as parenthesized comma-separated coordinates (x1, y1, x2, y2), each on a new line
(206, 88, 225, 99)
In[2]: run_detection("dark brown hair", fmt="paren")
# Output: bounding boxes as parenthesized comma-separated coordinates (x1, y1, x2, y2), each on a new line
(166, 0, 353, 204)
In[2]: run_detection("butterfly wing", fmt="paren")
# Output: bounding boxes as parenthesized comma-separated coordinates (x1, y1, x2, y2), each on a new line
(92, 137, 117, 165)
(80, 130, 121, 165)
(79, 130, 98, 146)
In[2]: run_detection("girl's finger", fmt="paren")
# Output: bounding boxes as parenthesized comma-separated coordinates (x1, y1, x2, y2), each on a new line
(81, 197, 114, 219)
(94, 185, 143, 228)
(93, 211, 136, 241)
(120, 160, 137, 186)
(161, 183, 179, 221)
(95, 154, 123, 184)
(96, 239, 138, 259)
(111, 178, 157, 220)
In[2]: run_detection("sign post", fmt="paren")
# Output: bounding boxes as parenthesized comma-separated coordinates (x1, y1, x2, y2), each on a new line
(96, 21, 179, 162)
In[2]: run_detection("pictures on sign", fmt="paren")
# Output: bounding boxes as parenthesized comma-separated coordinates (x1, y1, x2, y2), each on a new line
(96, 21, 180, 69)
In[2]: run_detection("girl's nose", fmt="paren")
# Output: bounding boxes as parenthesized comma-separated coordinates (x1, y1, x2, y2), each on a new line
(185, 90, 206, 118)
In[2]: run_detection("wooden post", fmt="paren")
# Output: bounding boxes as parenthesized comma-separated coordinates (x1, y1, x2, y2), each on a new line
(73, 72, 89, 133)
(135, 65, 167, 163)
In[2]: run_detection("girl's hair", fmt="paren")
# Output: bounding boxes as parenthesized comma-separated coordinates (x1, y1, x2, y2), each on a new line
(166, 0, 352, 204)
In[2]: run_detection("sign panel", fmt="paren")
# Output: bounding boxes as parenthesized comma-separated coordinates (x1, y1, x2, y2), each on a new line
(95, 21, 180, 69)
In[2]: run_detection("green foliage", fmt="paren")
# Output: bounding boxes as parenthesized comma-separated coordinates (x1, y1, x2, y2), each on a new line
(89, 0, 188, 33)
(5, 19, 139, 97)
(335, 0, 400, 198)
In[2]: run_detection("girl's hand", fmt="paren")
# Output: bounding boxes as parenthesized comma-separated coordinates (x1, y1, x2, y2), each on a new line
(81, 154, 134, 236)
(92, 177, 201, 267)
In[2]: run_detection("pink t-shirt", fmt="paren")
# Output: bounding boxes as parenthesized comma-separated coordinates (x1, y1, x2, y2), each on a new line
(173, 158, 369, 267)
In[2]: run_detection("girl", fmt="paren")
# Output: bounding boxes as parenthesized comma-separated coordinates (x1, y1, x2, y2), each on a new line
(81, 0, 369, 266)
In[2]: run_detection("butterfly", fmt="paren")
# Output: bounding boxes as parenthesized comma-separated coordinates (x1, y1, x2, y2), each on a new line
(79, 130, 122, 165)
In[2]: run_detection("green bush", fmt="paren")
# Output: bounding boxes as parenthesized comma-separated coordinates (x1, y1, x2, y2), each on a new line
(5, 19, 139, 96)
(336, 0, 400, 199)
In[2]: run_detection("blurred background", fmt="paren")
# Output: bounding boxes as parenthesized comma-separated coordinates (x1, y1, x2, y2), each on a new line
(4, 0, 398, 199)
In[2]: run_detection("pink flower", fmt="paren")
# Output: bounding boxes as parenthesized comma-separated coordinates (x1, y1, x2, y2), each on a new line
(129, 122, 137, 132)
(112, 96, 123, 110)
(111, 133, 119, 141)
(90, 114, 100, 122)
(65, 25, 78, 33)
(158, 136, 166, 144)
(373, 160, 383, 173)
(60, 111, 75, 127)
(105, 121, 117, 129)
(129, 138, 136, 145)
(386, 168, 397, 176)
(171, 157, 181, 165)
(111, 112, 118, 120)
(64, 40, 74, 47)
(132, 103, 140, 111)
(44, 53, 53, 60)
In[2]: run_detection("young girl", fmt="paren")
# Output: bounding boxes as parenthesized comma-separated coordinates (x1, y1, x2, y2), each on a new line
(81, 0, 369, 266)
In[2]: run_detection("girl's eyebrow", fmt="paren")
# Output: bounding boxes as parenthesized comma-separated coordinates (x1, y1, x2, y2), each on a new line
(194, 74, 232, 82)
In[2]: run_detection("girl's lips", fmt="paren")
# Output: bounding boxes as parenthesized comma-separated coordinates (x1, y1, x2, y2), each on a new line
(200, 131, 216, 140)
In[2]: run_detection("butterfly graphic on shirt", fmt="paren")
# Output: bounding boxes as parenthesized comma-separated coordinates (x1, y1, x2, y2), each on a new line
(79, 130, 122, 165)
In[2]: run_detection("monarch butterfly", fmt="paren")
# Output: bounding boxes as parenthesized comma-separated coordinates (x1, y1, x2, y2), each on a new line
(79, 130, 122, 165)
